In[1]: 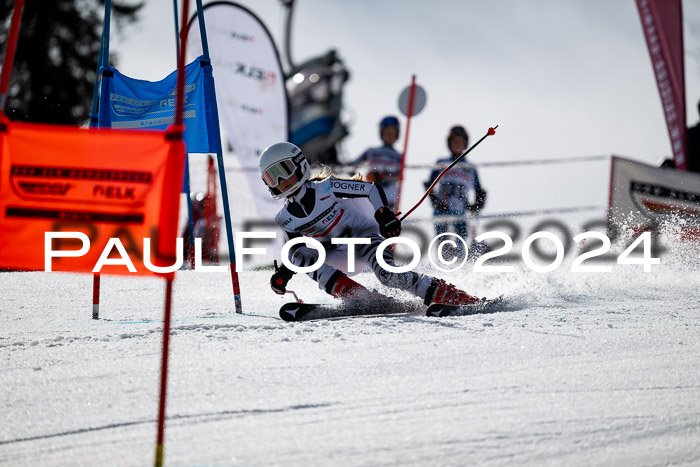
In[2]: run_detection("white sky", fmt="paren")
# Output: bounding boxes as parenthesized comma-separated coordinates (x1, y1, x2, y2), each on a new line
(110, 0, 700, 214)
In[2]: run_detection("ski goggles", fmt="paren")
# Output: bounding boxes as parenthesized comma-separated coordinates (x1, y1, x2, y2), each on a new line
(262, 158, 297, 187)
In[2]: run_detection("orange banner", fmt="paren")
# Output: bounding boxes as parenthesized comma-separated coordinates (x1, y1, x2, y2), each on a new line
(0, 119, 185, 276)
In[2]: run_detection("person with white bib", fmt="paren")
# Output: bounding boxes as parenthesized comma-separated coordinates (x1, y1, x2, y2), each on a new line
(259, 141, 479, 305)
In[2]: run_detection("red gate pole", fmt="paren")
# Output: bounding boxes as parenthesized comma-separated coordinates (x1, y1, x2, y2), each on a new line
(92, 274, 101, 319)
(155, 0, 190, 465)
(394, 74, 417, 214)
(0, 0, 26, 111)
(154, 278, 174, 467)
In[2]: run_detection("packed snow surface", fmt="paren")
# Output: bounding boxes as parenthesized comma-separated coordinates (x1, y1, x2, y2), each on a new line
(1, 239, 699, 466)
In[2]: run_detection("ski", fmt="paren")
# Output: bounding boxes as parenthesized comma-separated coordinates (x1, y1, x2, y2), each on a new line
(280, 296, 508, 321)
(279, 299, 418, 322)
(425, 296, 507, 317)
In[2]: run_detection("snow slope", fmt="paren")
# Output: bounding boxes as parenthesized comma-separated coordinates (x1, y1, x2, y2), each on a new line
(1, 238, 699, 466)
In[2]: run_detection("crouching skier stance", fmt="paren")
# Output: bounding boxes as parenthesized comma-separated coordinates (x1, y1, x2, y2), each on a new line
(259, 141, 479, 307)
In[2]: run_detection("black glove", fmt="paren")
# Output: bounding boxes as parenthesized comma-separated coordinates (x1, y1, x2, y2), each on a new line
(467, 187, 487, 213)
(270, 260, 295, 295)
(374, 206, 402, 238)
(428, 192, 449, 212)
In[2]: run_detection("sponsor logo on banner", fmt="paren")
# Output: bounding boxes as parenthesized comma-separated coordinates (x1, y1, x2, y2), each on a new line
(108, 84, 198, 129)
(10, 165, 152, 206)
(231, 31, 254, 42)
(233, 62, 277, 84)
(241, 104, 264, 115)
(629, 181, 700, 221)
(610, 156, 700, 233)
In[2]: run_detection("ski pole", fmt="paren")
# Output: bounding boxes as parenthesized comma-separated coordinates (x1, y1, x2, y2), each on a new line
(286, 290, 303, 303)
(399, 125, 497, 222)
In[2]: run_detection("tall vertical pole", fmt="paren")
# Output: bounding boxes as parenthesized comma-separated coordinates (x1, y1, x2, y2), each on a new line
(0, 0, 25, 111)
(155, 2, 190, 465)
(195, 0, 243, 313)
(90, 39, 103, 320)
(173, 0, 196, 268)
(172, 0, 196, 269)
(154, 278, 174, 467)
(88, 0, 112, 319)
(395, 74, 417, 214)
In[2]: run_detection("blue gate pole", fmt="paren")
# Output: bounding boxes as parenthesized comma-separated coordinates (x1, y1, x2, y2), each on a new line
(194, 0, 243, 313)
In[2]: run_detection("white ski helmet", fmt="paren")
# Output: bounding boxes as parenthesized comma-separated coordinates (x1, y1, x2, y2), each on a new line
(259, 141, 310, 199)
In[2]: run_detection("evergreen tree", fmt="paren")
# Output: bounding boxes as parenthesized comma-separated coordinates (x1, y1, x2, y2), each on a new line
(0, 0, 144, 124)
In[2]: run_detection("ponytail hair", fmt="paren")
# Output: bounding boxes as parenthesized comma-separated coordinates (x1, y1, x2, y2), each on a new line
(309, 165, 364, 182)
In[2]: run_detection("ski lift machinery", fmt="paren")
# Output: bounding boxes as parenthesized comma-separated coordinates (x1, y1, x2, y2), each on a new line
(281, 0, 350, 165)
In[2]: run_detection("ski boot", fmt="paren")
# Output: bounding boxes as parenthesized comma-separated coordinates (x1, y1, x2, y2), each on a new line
(327, 272, 387, 302)
(424, 278, 479, 306)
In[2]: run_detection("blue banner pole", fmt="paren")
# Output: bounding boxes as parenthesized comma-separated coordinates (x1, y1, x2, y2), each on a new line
(172, 0, 196, 269)
(101, 0, 111, 68)
(172, 0, 180, 61)
(89, 34, 104, 128)
(195, 0, 243, 313)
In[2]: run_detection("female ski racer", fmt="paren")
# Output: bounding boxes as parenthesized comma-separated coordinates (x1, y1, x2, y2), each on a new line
(259, 141, 479, 306)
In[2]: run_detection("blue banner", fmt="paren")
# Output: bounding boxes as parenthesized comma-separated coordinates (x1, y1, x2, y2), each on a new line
(98, 56, 220, 154)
